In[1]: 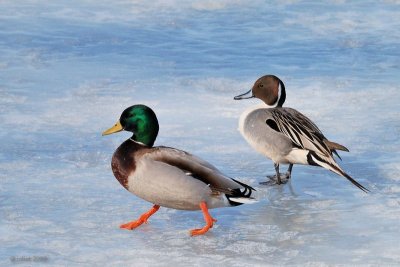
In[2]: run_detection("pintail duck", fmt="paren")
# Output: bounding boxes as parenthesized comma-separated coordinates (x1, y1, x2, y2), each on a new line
(103, 104, 256, 236)
(234, 75, 368, 192)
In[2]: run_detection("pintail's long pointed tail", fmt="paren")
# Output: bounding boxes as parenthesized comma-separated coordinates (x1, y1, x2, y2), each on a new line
(339, 170, 370, 193)
(307, 151, 369, 193)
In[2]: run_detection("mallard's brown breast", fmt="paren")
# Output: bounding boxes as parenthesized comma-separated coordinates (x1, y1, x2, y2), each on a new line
(111, 139, 146, 190)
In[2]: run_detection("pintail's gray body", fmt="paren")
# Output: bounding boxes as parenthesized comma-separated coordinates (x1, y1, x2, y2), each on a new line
(239, 105, 308, 166)
(234, 75, 368, 192)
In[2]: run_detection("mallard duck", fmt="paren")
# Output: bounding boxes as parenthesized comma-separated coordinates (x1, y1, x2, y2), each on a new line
(102, 104, 256, 236)
(234, 75, 368, 192)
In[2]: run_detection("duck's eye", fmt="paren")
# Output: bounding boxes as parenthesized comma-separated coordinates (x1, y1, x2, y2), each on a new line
(259, 84, 263, 88)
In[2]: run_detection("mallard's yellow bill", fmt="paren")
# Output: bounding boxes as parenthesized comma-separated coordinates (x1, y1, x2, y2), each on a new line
(102, 121, 123, 136)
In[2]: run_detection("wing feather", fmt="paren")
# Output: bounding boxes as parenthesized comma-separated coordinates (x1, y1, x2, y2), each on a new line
(270, 108, 332, 157)
(144, 146, 254, 198)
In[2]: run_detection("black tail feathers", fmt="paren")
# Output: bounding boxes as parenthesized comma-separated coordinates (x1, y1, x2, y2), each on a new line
(226, 178, 256, 206)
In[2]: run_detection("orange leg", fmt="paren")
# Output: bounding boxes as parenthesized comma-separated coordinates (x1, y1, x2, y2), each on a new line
(190, 202, 217, 236)
(120, 205, 160, 230)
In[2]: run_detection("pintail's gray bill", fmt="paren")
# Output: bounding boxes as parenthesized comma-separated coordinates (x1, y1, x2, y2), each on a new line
(234, 89, 254, 100)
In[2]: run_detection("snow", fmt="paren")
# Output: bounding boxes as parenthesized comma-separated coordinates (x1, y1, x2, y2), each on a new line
(1, 0, 400, 266)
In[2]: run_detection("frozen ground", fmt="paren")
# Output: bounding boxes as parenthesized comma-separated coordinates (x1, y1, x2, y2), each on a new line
(1, 1, 400, 266)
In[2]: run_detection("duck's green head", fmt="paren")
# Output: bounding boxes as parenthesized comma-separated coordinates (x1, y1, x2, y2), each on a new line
(102, 104, 159, 147)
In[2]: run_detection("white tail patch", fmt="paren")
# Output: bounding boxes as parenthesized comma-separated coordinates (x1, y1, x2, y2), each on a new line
(228, 197, 258, 204)
(286, 149, 309, 165)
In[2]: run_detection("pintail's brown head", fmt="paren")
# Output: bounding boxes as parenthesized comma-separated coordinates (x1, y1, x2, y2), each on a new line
(234, 75, 286, 107)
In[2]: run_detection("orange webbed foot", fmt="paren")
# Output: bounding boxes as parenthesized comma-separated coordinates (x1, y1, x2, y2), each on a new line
(189, 202, 216, 236)
(120, 220, 144, 230)
(120, 205, 160, 231)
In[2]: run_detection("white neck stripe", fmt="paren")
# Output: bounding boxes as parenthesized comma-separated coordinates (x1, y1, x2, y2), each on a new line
(129, 138, 146, 146)
(271, 82, 282, 107)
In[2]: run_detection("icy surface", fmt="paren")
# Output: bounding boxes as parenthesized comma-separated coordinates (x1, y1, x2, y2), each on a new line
(1, 1, 400, 266)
